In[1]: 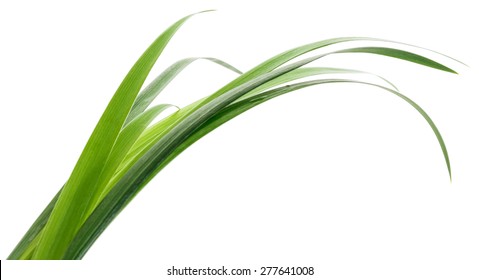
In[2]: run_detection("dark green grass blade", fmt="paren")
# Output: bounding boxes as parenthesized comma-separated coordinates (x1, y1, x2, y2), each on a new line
(32, 12, 205, 260)
(65, 76, 450, 259)
(125, 57, 241, 125)
(337, 47, 457, 73)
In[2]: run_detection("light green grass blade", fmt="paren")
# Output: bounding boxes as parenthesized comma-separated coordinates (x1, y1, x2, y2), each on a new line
(125, 57, 241, 125)
(32, 12, 205, 260)
(65, 75, 450, 259)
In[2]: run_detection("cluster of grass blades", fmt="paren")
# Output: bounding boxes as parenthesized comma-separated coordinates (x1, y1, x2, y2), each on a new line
(8, 11, 459, 260)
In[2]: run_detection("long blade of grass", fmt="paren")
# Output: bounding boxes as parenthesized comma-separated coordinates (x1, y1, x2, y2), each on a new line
(65, 76, 450, 259)
(237, 67, 399, 102)
(337, 47, 457, 73)
(125, 57, 241, 125)
(7, 189, 62, 260)
(32, 12, 206, 260)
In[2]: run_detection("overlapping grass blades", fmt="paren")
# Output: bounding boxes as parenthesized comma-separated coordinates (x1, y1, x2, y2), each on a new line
(32, 11, 213, 260)
(9, 12, 458, 260)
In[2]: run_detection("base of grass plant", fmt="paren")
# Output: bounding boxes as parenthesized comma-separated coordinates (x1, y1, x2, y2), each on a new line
(8, 11, 458, 260)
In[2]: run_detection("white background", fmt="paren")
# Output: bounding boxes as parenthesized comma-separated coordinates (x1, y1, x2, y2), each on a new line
(1, 0, 478, 279)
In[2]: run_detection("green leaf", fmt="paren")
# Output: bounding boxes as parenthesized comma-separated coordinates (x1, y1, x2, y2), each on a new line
(32, 12, 206, 260)
(337, 47, 457, 73)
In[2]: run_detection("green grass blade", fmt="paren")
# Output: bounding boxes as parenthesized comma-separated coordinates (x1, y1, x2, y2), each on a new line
(125, 57, 241, 125)
(32, 12, 204, 260)
(7, 188, 62, 260)
(337, 47, 457, 73)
